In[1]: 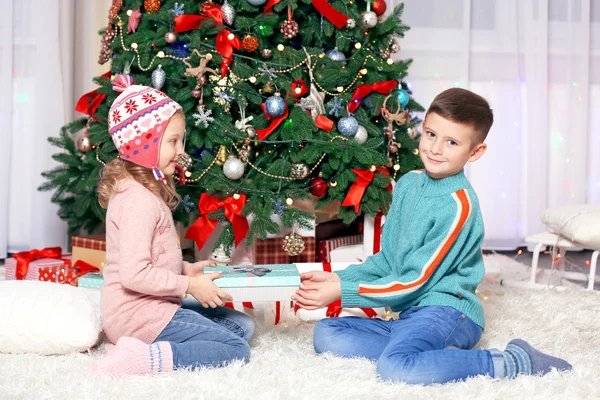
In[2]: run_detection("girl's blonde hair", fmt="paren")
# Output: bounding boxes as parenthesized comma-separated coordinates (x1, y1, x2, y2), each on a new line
(97, 158, 181, 210)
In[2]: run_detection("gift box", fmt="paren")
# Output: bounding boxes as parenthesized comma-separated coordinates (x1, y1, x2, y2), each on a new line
(4, 248, 71, 281)
(212, 264, 300, 302)
(293, 262, 387, 321)
(72, 235, 106, 272)
(38, 260, 100, 287)
(317, 234, 364, 263)
(78, 272, 104, 289)
(253, 237, 316, 265)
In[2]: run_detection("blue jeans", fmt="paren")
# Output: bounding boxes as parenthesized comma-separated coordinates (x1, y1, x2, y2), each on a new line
(314, 306, 504, 385)
(155, 300, 255, 369)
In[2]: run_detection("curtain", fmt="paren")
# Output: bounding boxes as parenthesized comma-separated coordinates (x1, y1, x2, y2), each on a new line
(0, 0, 100, 258)
(394, 0, 599, 248)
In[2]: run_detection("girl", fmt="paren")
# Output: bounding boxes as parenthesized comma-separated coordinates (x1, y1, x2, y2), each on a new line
(91, 76, 254, 377)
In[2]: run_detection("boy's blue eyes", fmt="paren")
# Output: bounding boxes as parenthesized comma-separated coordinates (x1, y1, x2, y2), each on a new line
(427, 131, 457, 146)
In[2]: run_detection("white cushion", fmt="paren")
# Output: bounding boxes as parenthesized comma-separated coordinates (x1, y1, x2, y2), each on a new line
(0, 281, 102, 355)
(541, 204, 600, 249)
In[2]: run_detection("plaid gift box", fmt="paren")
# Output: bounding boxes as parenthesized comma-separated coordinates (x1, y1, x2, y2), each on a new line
(72, 235, 106, 272)
(253, 237, 316, 265)
(317, 234, 364, 263)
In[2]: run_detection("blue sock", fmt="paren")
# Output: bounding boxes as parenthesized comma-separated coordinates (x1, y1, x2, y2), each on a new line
(502, 339, 572, 378)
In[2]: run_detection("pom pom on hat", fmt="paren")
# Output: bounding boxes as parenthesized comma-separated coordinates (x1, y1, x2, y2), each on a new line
(112, 74, 136, 93)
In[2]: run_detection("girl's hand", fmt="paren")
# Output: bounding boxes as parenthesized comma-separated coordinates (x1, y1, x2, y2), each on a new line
(186, 273, 233, 308)
(183, 260, 216, 277)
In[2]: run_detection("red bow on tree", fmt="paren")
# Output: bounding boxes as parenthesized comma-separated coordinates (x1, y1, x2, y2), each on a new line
(342, 167, 390, 213)
(74, 71, 112, 121)
(264, 0, 348, 29)
(13, 247, 66, 280)
(348, 80, 398, 113)
(185, 193, 249, 250)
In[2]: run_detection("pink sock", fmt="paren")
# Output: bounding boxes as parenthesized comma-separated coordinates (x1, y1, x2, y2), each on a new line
(89, 336, 174, 377)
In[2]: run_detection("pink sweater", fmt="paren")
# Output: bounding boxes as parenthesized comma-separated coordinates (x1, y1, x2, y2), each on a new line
(100, 179, 190, 344)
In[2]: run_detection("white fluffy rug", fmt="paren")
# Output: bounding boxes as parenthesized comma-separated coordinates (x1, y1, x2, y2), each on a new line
(1, 255, 599, 400)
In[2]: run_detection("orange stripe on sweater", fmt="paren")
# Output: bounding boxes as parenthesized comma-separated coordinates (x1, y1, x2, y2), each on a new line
(358, 189, 471, 295)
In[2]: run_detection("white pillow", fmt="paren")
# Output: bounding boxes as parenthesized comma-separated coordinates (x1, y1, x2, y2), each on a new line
(0, 281, 102, 355)
(541, 204, 600, 249)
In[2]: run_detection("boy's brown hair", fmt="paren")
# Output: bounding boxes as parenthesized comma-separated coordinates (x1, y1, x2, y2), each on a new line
(426, 88, 493, 144)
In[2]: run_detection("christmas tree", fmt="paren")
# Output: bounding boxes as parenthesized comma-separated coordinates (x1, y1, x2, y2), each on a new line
(40, 0, 423, 253)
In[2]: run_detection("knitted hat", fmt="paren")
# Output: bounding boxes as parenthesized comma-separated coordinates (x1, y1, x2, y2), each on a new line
(108, 75, 182, 182)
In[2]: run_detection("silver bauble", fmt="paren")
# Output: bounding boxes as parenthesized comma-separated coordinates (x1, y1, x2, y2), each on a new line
(353, 125, 368, 144)
(151, 64, 166, 90)
(247, 0, 267, 5)
(408, 126, 419, 139)
(221, 0, 236, 26)
(76, 135, 92, 152)
(391, 42, 401, 53)
(337, 115, 359, 136)
(326, 48, 346, 62)
(261, 48, 273, 59)
(265, 95, 286, 117)
(164, 32, 177, 44)
(346, 18, 356, 29)
(223, 156, 245, 180)
(246, 126, 256, 138)
(360, 11, 378, 28)
(290, 163, 308, 179)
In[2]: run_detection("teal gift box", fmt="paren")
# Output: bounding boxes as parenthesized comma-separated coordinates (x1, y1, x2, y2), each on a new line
(78, 272, 104, 289)
(212, 264, 300, 302)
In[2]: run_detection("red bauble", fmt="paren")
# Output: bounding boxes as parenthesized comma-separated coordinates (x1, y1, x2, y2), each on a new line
(310, 177, 328, 197)
(372, 0, 387, 16)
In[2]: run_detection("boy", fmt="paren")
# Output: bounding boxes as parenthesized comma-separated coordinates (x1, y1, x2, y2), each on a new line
(293, 88, 571, 385)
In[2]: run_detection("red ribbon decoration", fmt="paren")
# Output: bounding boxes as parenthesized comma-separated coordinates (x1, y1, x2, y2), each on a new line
(74, 71, 112, 121)
(174, 5, 223, 32)
(373, 211, 383, 254)
(256, 101, 289, 140)
(63, 260, 101, 286)
(216, 30, 241, 77)
(342, 167, 390, 213)
(315, 115, 334, 132)
(311, 0, 349, 29)
(263, 0, 282, 14)
(185, 193, 249, 251)
(13, 247, 65, 280)
(348, 80, 399, 113)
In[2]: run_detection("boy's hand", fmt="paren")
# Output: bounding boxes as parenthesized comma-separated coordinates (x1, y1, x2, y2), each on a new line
(183, 260, 216, 277)
(300, 270, 340, 283)
(292, 280, 341, 310)
(187, 273, 233, 308)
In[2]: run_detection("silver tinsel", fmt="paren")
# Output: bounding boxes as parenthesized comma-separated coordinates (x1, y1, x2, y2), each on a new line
(223, 156, 245, 180)
(247, 0, 267, 5)
(337, 115, 359, 136)
(290, 163, 308, 179)
(222, 0, 236, 26)
(360, 11, 378, 28)
(325, 48, 346, 62)
(265, 95, 286, 117)
(151, 64, 166, 90)
(353, 125, 368, 144)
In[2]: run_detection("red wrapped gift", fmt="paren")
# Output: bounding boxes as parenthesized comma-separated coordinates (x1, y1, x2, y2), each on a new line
(253, 237, 316, 265)
(4, 247, 71, 281)
(38, 260, 100, 287)
(317, 234, 364, 263)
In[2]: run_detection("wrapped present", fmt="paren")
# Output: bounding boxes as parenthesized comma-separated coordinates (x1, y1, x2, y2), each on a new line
(212, 264, 300, 302)
(4, 247, 71, 281)
(293, 262, 387, 322)
(317, 234, 363, 263)
(72, 235, 106, 272)
(253, 237, 316, 265)
(38, 260, 100, 287)
(78, 272, 104, 289)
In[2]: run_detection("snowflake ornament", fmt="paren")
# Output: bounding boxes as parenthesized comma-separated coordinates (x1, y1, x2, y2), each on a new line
(270, 198, 288, 216)
(193, 105, 215, 128)
(295, 97, 314, 112)
(169, 2, 185, 16)
(327, 97, 346, 117)
(181, 195, 195, 213)
(258, 64, 277, 81)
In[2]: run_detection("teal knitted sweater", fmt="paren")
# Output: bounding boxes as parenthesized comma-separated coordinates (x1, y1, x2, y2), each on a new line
(336, 169, 486, 329)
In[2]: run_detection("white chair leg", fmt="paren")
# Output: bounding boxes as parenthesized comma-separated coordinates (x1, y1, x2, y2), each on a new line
(530, 242, 545, 284)
(588, 250, 599, 291)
